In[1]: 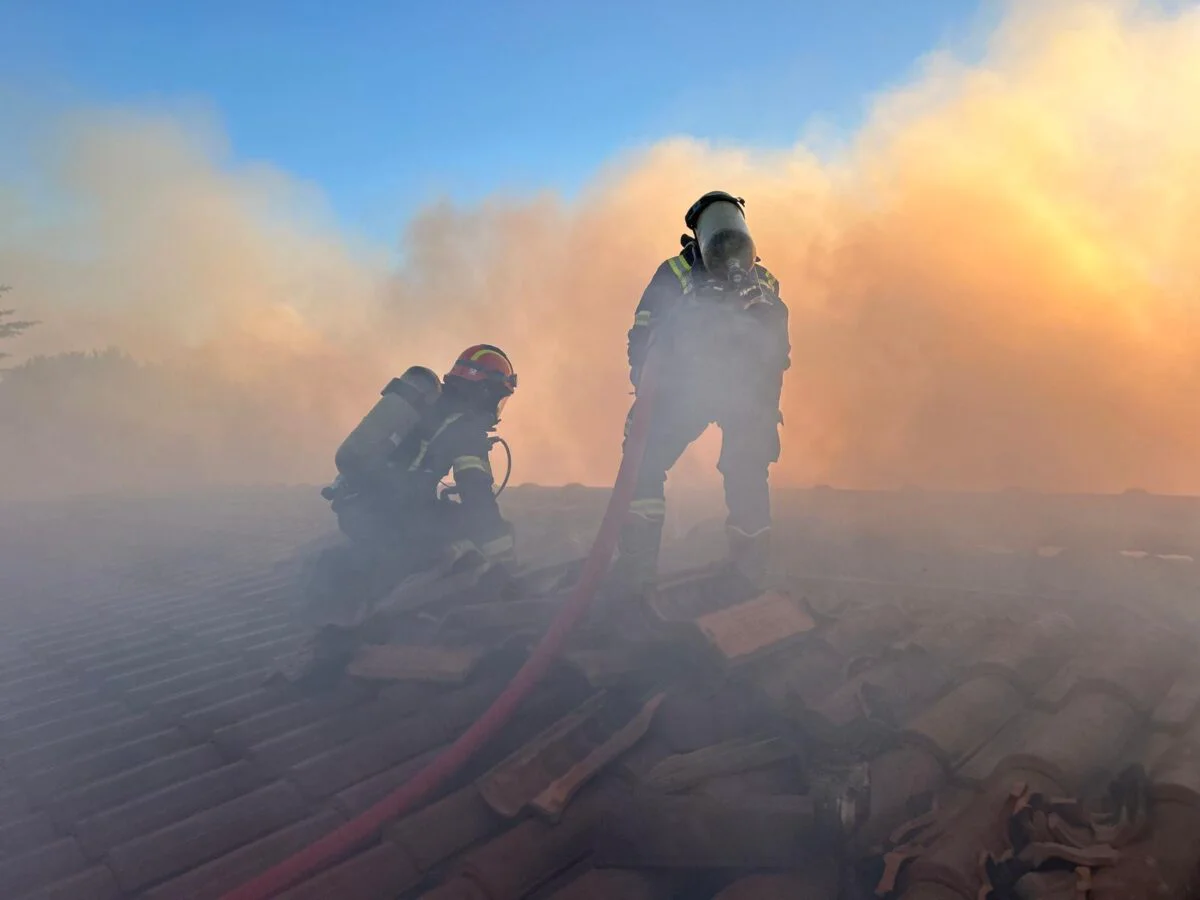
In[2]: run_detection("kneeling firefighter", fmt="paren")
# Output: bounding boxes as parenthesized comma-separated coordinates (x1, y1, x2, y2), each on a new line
(612, 191, 790, 592)
(315, 344, 519, 614)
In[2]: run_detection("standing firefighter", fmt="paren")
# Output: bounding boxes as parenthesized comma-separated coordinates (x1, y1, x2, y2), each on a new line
(313, 344, 519, 618)
(613, 191, 790, 592)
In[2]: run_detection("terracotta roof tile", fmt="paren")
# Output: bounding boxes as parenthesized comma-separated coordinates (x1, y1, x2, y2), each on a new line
(0, 811, 58, 858)
(417, 876, 490, 900)
(25, 728, 194, 802)
(544, 868, 666, 900)
(73, 761, 267, 858)
(0, 836, 87, 897)
(6, 715, 167, 777)
(276, 842, 420, 900)
(106, 780, 310, 893)
(990, 693, 1142, 793)
(211, 685, 369, 753)
(288, 711, 445, 800)
(139, 812, 344, 900)
(47, 744, 225, 827)
(177, 687, 293, 737)
(15, 865, 120, 900)
(386, 786, 504, 873)
(5, 488, 1200, 899)
(903, 675, 1025, 770)
(459, 781, 621, 900)
(710, 866, 839, 900)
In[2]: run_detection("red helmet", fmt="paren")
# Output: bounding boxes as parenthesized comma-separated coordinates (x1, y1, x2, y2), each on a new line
(445, 344, 518, 395)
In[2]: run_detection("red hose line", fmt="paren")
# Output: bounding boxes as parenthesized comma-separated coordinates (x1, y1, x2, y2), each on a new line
(223, 365, 659, 900)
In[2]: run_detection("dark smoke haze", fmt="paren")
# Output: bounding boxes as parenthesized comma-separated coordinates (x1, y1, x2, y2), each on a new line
(3, 1, 1200, 499)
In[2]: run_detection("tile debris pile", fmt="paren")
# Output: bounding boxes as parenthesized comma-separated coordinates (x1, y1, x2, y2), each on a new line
(0, 490, 1197, 899)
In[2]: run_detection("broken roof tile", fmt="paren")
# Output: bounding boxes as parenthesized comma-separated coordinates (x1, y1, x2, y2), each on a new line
(7, 490, 1200, 900)
(643, 736, 794, 795)
(693, 590, 815, 666)
(902, 770, 1065, 900)
(476, 692, 607, 818)
(531, 693, 663, 820)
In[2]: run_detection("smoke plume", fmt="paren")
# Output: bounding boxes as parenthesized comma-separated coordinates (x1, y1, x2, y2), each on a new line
(3, 0, 1200, 498)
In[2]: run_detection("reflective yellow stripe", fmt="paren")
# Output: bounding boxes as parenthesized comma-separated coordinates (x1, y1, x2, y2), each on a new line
(480, 533, 515, 558)
(408, 413, 463, 471)
(756, 266, 778, 293)
(728, 525, 770, 539)
(470, 347, 507, 364)
(446, 539, 479, 559)
(633, 310, 652, 327)
(666, 255, 692, 292)
(628, 498, 666, 520)
(452, 455, 489, 475)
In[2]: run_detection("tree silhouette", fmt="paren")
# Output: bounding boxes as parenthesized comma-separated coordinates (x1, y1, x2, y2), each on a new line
(0, 286, 40, 365)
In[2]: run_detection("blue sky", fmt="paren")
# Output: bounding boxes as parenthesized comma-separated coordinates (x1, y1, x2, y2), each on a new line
(2, 0, 995, 241)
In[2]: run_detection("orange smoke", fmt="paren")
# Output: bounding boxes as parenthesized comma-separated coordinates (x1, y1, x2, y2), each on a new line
(3, 0, 1200, 498)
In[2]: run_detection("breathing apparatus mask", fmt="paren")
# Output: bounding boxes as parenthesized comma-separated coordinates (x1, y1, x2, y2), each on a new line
(689, 193, 756, 284)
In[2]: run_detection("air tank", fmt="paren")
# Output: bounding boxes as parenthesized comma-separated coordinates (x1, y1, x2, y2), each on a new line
(334, 366, 441, 481)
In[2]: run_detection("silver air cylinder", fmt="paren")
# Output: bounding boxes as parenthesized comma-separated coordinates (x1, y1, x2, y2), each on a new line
(695, 199, 756, 282)
(335, 366, 441, 481)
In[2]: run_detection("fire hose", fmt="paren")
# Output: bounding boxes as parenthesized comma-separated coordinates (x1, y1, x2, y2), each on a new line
(222, 360, 660, 900)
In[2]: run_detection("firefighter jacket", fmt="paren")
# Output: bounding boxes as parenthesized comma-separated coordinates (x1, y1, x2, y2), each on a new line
(352, 391, 513, 559)
(627, 240, 790, 416)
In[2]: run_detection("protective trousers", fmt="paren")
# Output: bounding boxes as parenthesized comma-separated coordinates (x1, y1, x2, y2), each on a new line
(610, 391, 780, 592)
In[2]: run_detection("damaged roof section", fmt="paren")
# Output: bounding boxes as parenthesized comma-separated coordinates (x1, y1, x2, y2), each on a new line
(0, 489, 1199, 899)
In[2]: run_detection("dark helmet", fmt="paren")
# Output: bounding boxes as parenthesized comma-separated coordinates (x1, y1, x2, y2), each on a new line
(685, 191, 746, 232)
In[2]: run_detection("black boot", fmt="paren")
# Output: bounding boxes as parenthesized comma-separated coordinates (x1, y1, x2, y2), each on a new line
(727, 525, 771, 589)
(608, 514, 665, 596)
